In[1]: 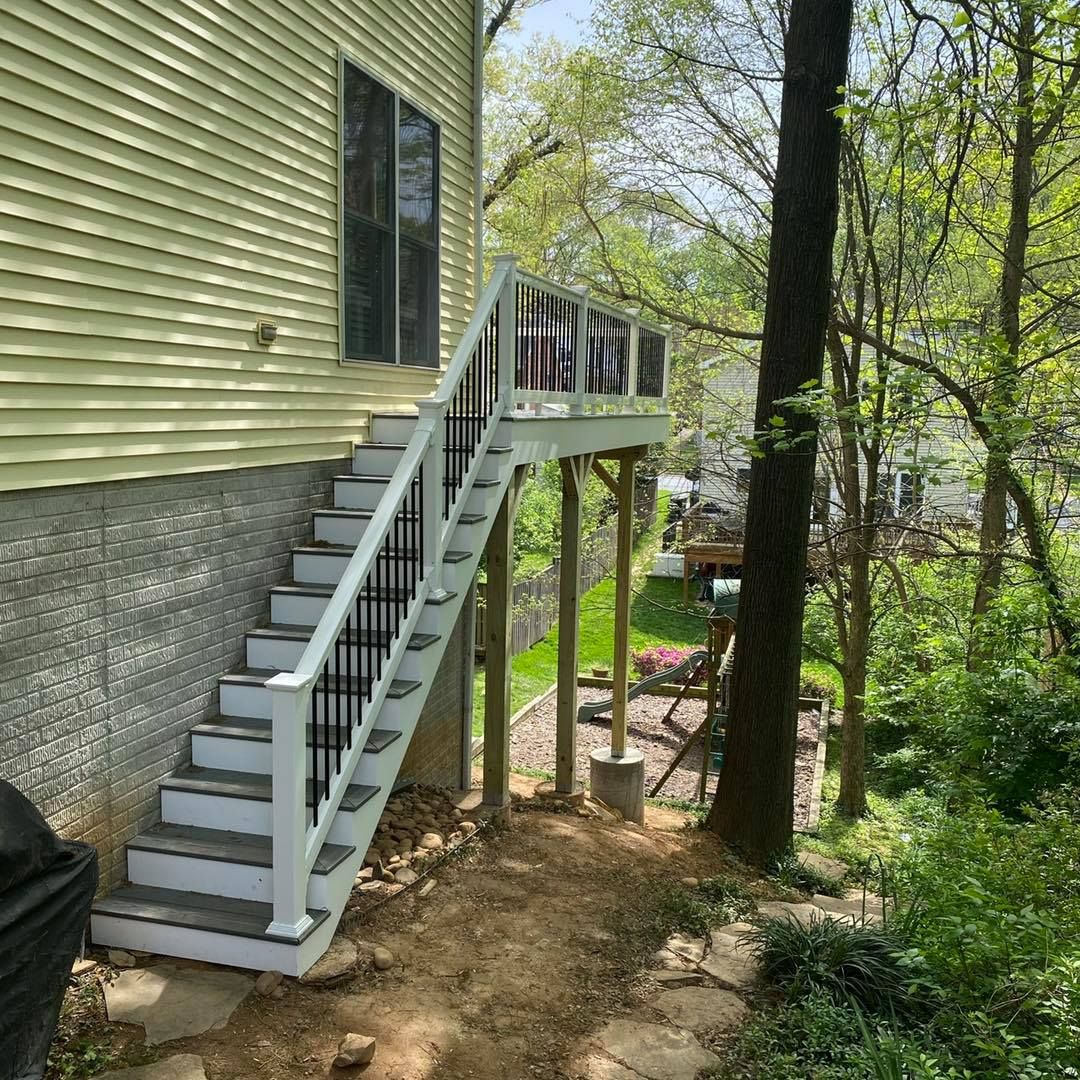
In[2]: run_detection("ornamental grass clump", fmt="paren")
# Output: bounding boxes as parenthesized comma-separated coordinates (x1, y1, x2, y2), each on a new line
(750, 913, 909, 1013)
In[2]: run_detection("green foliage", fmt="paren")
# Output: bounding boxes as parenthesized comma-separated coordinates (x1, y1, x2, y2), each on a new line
(770, 844, 847, 897)
(645, 873, 755, 939)
(751, 915, 909, 1012)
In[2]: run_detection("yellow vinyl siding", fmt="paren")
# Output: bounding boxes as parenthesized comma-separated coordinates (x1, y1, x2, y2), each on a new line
(0, 0, 478, 492)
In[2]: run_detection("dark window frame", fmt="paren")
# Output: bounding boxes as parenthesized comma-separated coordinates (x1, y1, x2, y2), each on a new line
(339, 53, 441, 369)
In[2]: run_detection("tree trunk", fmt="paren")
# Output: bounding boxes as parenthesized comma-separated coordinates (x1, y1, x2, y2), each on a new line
(972, 6, 1034, 626)
(838, 555, 869, 816)
(707, 0, 852, 864)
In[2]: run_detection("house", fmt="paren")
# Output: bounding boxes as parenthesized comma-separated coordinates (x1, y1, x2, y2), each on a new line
(699, 355, 976, 526)
(0, 1, 670, 974)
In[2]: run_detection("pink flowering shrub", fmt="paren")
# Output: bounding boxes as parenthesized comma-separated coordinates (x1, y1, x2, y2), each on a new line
(632, 645, 699, 684)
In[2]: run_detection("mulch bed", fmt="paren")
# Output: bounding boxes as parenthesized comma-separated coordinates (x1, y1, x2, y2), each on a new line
(510, 686, 822, 829)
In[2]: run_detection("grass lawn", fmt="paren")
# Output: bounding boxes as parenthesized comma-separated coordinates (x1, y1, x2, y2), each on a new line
(472, 495, 712, 733)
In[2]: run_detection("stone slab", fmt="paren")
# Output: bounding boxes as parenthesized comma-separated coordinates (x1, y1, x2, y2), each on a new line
(649, 969, 705, 988)
(757, 901, 823, 927)
(813, 893, 882, 923)
(662, 932, 707, 964)
(649, 986, 750, 1034)
(798, 850, 849, 880)
(298, 935, 358, 984)
(699, 931, 758, 989)
(596, 1019, 719, 1080)
(104, 966, 252, 1045)
(98, 1056, 206, 1080)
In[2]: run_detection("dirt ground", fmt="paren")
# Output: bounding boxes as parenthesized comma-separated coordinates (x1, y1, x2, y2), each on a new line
(56, 776, 774, 1080)
(510, 689, 822, 828)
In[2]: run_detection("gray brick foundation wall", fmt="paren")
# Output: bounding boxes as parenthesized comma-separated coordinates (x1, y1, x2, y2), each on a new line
(398, 581, 475, 792)
(0, 459, 345, 888)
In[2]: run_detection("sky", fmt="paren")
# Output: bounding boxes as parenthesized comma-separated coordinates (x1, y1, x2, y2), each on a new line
(507, 0, 592, 47)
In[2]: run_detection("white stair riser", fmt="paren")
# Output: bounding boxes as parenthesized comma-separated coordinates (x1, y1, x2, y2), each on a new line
(334, 478, 386, 509)
(270, 592, 449, 637)
(192, 731, 384, 787)
(126, 847, 344, 909)
(293, 551, 461, 592)
(245, 634, 431, 682)
(91, 912, 334, 978)
(314, 513, 486, 552)
(219, 682, 409, 727)
(370, 415, 419, 443)
(352, 447, 406, 476)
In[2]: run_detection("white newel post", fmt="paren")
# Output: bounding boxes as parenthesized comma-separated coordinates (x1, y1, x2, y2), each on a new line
(571, 285, 589, 415)
(661, 326, 673, 409)
(267, 672, 315, 940)
(414, 404, 448, 600)
(493, 254, 518, 409)
(625, 309, 640, 414)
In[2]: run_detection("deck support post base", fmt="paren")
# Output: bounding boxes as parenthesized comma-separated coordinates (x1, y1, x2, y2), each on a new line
(589, 748, 645, 825)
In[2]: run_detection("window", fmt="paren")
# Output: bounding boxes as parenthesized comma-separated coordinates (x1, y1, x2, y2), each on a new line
(341, 59, 439, 367)
(876, 471, 923, 517)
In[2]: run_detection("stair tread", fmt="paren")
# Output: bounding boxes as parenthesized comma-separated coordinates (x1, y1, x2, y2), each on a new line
(336, 474, 500, 489)
(220, 666, 422, 699)
(193, 715, 402, 754)
(92, 884, 328, 944)
(128, 823, 354, 875)
(271, 582, 459, 605)
(246, 624, 440, 650)
(294, 543, 472, 563)
(161, 765, 380, 811)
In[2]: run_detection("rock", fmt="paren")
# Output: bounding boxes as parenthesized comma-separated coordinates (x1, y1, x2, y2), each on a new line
(387, 800, 404, 813)
(397, 817, 417, 829)
(394, 867, 419, 885)
(799, 850, 849, 880)
(418, 878, 438, 898)
(372, 946, 394, 971)
(108, 949, 136, 968)
(713, 921, 755, 937)
(679, 876, 699, 888)
(98, 1055, 207, 1080)
(844, 888, 886, 917)
(399, 838, 413, 853)
(355, 866, 374, 883)
(757, 901, 823, 927)
(104, 966, 253, 1045)
(363, 848, 381, 867)
(254, 970, 283, 997)
(698, 931, 758, 990)
(418, 832, 443, 850)
(580, 1056, 643, 1080)
(458, 821, 477, 837)
(299, 937, 358, 985)
(413, 801, 432, 813)
(652, 947, 696, 972)
(333, 1033, 377, 1068)
(649, 969, 705, 988)
(662, 932, 707, 964)
(72, 958, 98, 976)
(452, 808, 463, 820)
(650, 986, 750, 1034)
(596, 1019, 719, 1080)
(813, 893, 882, 924)
(381, 869, 396, 883)
(359, 880, 384, 892)
(271, 986, 286, 1000)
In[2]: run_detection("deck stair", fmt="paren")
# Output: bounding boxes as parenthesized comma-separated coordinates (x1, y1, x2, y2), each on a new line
(90, 256, 670, 974)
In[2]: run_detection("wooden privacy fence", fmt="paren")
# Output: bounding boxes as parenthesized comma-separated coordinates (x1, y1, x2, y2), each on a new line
(475, 481, 658, 658)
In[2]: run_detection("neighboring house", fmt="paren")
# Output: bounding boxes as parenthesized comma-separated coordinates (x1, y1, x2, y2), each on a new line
(0, 3, 670, 974)
(700, 356, 976, 524)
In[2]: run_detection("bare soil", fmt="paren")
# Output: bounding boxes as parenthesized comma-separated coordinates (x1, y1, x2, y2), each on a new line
(54, 777, 781, 1080)
(510, 688, 822, 828)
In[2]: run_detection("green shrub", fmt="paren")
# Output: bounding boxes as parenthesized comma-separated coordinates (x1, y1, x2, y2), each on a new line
(771, 844, 848, 897)
(642, 873, 755, 939)
(750, 914, 909, 1012)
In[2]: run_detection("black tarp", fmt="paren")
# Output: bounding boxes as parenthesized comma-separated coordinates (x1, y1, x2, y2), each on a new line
(0, 780, 98, 1080)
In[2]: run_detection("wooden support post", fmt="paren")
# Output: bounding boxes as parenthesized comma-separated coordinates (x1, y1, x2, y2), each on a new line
(555, 453, 593, 793)
(483, 465, 528, 808)
(611, 453, 639, 758)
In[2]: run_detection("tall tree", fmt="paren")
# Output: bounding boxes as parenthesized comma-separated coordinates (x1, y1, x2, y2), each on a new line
(706, 0, 852, 861)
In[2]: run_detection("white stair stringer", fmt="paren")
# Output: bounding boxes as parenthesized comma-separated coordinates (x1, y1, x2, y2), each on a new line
(90, 420, 517, 977)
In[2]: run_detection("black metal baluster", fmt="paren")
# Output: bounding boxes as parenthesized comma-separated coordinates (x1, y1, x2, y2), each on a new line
(334, 632, 343, 772)
(321, 658, 331, 804)
(346, 609, 354, 749)
(310, 685, 319, 827)
(375, 542, 383, 683)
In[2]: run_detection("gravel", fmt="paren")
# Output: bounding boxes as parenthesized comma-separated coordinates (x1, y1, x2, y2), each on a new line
(510, 687, 822, 828)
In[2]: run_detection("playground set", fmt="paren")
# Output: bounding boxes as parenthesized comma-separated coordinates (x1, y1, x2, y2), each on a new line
(577, 578, 740, 802)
